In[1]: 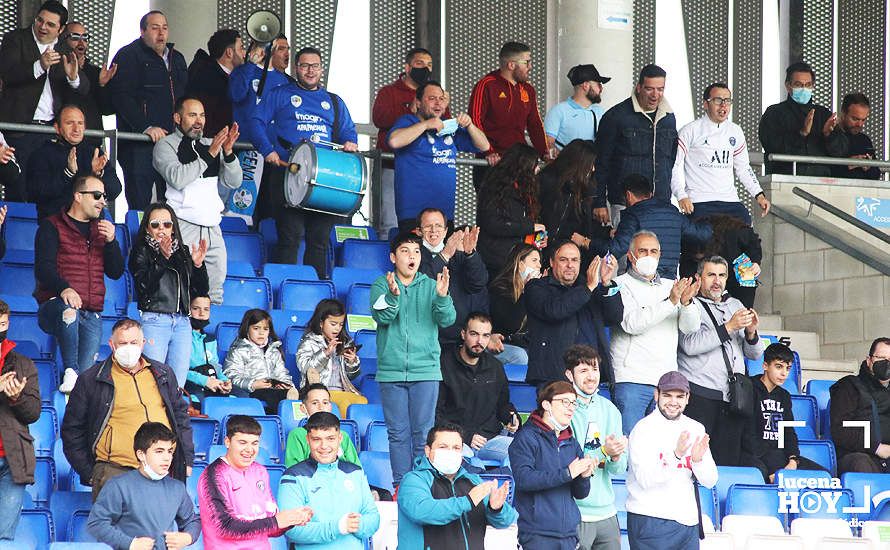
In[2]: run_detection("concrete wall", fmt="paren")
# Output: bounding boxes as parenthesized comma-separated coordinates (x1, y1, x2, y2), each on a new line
(754, 177, 890, 361)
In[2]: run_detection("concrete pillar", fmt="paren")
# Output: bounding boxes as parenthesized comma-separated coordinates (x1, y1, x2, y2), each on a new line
(555, 0, 635, 111)
(150, 0, 217, 63)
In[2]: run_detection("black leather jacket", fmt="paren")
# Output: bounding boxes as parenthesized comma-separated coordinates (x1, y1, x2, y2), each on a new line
(129, 240, 209, 314)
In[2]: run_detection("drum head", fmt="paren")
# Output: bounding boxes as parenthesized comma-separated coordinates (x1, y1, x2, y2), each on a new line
(283, 142, 317, 207)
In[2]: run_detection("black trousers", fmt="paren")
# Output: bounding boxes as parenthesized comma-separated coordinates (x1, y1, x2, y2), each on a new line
(684, 390, 747, 466)
(275, 206, 337, 278)
(4, 130, 51, 202)
(118, 141, 165, 211)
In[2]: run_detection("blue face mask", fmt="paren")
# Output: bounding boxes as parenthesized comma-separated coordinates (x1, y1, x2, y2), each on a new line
(790, 87, 813, 105)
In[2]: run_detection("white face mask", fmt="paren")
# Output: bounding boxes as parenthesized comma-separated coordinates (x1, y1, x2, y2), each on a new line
(521, 266, 540, 279)
(547, 409, 570, 432)
(430, 449, 463, 475)
(141, 460, 168, 481)
(423, 240, 445, 254)
(633, 255, 659, 278)
(113, 344, 143, 368)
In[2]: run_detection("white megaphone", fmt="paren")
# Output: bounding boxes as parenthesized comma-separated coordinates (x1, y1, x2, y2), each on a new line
(246, 10, 281, 44)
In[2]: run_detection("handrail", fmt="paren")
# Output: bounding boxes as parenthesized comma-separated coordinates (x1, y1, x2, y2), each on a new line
(768, 153, 890, 180)
(791, 186, 890, 246)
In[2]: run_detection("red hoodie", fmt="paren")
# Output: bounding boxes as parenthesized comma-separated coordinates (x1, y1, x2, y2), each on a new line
(469, 70, 547, 157)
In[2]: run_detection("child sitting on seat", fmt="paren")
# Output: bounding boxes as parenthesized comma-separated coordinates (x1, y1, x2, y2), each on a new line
(296, 299, 366, 414)
(224, 308, 298, 414)
(185, 296, 233, 407)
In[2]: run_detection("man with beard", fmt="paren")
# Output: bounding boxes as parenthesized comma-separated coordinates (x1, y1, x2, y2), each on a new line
(677, 256, 764, 467)
(626, 371, 717, 549)
(436, 313, 520, 464)
(186, 29, 245, 136)
(388, 81, 488, 230)
(58, 21, 117, 132)
(152, 97, 242, 304)
(826, 93, 881, 180)
(544, 64, 610, 154)
(28, 104, 121, 219)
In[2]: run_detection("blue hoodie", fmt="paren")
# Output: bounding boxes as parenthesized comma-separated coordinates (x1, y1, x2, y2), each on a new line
(277, 458, 380, 549)
(397, 455, 518, 550)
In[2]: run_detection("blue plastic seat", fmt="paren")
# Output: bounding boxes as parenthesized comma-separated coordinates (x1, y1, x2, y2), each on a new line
(798, 439, 837, 476)
(283, 326, 304, 379)
(50, 491, 93, 544)
(5, 201, 36, 219)
(279, 279, 335, 311)
(358, 376, 380, 405)
(726, 483, 784, 523)
(503, 363, 527, 383)
(346, 404, 385, 448)
(790, 488, 854, 520)
(5, 216, 39, 263)
(479, 473, 515, 505)
(0, 262, 36, 296)
(214, 322, 241, 360)
(258, 218, 278, 261)
(204, 304, 249, 336)
(68, 472, 92, 493)
(330, 225, 377, 266)
(11, 312, 54, 358)
(774, 468, 831, 488)
(52, 391, 66, 425)
(53, 440, 72, 491)
(203, 396, 265, 420)
(842, 472, 890, 520)
(35, 360, 57, 403)
(68, 509, 95, 542)
(266, 464, 285, 493)
(715, 466, 764, 517)
(114, 223, 130, 259)
(223, 232, 265, 270)
(15, 509, 54, 548)
(509, 383, 537, 413)
(226, 260, 257, 278)
(612, 479, 628, 529)
(746, 348, 801, 393)
(699, 484, 719, 528)
(339, 419, 360, 450)
(31, 407, 58, 457)
(805, 379, 833, 438)
(358, 450, 393, 492)
(262, 264, 319, 303)
(790, 394, 820, 437)
(222, 276, 272, 309)
(220, 414, 283, 463)
(269, 309, 305, 335)
(220, 216, 249, 233)
(25, 456, 56, 508)
(207, 444, 273, 465)
(353, 330, 377, 361)
(186, 462, 206, 511)
(331, 267, 384, 301)
(365, 420, 389, 452)
(1, 294, 38, 313)
(124, 210, 143, 242)
(345, 283, 373, 316)
(190, 418, 220, 462)
(339, 239, 392, 272)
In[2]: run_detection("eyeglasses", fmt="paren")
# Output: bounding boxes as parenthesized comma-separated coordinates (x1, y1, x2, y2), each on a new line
(297, 63, 322, 70)
(707, 97, 733, 106)
(421, 223, 445, 232)
(514, 59, 532, 66)
(78, 191, 106, 201)
(553, 398, 578, 409)
(66, 32, 91, 42)
(149, 220, 173, 229)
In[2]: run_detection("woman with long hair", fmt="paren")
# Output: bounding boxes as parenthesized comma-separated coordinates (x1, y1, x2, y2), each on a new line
(476, 143, 546, 279)
(129, 202, 209, 389)
(488, 243, 542, 365)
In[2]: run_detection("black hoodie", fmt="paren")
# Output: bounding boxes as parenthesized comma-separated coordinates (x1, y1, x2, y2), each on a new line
(829, 362, 890, 461)
(744, 375, 799, 474)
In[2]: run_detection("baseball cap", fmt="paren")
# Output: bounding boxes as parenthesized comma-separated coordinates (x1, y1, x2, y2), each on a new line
(567, 64, 611, 86)
(657, 371, 690, 393)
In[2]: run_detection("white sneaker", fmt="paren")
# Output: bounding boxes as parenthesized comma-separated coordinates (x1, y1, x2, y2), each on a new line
(59, 368, 78, 394)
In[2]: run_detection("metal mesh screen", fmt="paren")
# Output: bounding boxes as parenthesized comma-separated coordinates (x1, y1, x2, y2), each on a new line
(217, 0, 287, 52)
(682, 0, 728, 119)
(445, 0, 548, 224)
(632, 0, 656, 84)
(370, 0, 416, 132)
(0, 3, 20, 44)
(68, 0, 116, 66)
(290, 0, 338, 87)
(838, 0, 885, 156)
(732, 0, 763, 214)
(801, 1, 834, 109)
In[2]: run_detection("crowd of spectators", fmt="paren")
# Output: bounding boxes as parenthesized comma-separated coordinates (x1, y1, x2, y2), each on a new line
(0, 2, 887, 549)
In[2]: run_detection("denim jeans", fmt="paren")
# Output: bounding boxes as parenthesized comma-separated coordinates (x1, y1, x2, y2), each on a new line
(118, 141, 165, 211)
(38, 298, 102, 373)
(463, 434, 514, 466)
(379, 380, 439, 485)
(612, 382, 656, 436)
(0, 457, 25, 540)
(495, 344, 528, 366)
(141, 311, 192, 388)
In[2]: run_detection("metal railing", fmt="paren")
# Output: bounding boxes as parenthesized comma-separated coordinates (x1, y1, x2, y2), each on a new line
(791, 186, 890, 246)
(768, 153, 890, 178)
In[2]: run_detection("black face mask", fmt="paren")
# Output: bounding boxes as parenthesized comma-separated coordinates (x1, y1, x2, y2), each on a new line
(873, 359, 890, 381)
(0, 330, 7, 343)
(409, 67, 431, 86)
(190, 318, 210, 331)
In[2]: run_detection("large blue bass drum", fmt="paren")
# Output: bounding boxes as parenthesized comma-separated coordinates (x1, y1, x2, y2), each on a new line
(283, 141, 368, 216)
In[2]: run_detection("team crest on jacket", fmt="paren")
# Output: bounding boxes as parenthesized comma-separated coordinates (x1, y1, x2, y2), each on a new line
(498, 92, 507, 99)
(519, 87, 530, 102)
(291, 95, 302, 108)
(257, 479, 266, 492)
(252, 79, 260, 92)
(729, 136, 736, 146)
(321, 101, 331, 110)
(344, 478, 355, 492)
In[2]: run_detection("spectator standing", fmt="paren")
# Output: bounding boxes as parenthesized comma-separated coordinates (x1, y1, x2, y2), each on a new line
(28, 104, 122, 219)
(0, 134, 21, 200)
(544, 64, 610, 153)
(0, 300, 40, 541)
(625, 371, 717, 549)
(35, 175, 124, 392)
(152, 97, 242, 304)
(509, 381, 593, 550)
(594, 64, 677, 227)
(87, 422, 201, 550)
(397, 423, 517, 549)
(108, 10, 188, 210)
(186, 29, 245, 135)
(370, 232, 456, 485)
(185, 295, 232, 405)
(278, 412, 380, 549)
(826, 92, 881, 179)
(0, 0, 88, 201)
(488, 244, 542, 365)
(57, 21, 117, 132)
(198, 415, 312, 550)
(284, 383, 361, 468)
(678, 256, 764, 466)
(128, 203, 210, 389)
(61, 318, 194, 500)
(229, 36, 292, 145)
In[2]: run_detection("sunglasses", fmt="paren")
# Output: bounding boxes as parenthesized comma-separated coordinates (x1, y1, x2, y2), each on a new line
(66, 32, 91, 42)
(149, 220, 174, 229)
(77, 190, 106, 201)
